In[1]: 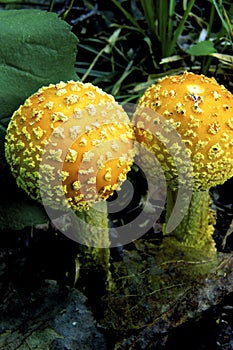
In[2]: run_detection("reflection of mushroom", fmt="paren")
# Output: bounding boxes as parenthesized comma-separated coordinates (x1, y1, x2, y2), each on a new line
(134, 71, 233, 254)
(5, 81, 134, 212)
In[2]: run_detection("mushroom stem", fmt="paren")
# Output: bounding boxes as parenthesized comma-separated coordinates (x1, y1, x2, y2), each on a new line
(60, 202, 112, 289)
(164, 189, 216, 252)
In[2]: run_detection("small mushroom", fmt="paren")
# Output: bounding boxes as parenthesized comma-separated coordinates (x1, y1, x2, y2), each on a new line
(133, 71, 233, 253)
(5, 81, 135, 212)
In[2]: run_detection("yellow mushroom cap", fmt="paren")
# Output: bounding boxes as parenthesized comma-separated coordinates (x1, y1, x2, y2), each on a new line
(133, 71, 233, 190)
(5, 81, 135, 211)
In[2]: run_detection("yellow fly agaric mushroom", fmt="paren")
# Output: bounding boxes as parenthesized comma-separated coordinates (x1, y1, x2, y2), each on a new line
(5, 81, 135, 212)
(133, 71, 233, 253)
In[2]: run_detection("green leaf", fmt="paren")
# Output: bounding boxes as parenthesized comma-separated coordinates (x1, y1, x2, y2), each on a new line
(0, 196, 49, 231)
(187, 40, 217, 56)
(0, 9, 78, 231)
(0, 9, 78, 120)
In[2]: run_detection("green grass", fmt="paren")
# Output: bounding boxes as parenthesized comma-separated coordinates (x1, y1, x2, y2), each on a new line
(1, 0, 232, 99)
(73, 0, 233, 101)
(139, 0, 196, 58)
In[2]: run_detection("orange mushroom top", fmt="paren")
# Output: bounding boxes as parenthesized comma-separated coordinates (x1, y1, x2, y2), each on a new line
(133, 71, 233, 191)
(5, 81, 135, 211)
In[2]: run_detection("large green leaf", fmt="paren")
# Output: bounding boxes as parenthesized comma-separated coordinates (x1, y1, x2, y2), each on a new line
(0, 9, 78, 119)
(0, 9, 78, 230)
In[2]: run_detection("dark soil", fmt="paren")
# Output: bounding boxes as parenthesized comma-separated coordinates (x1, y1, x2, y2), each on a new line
(0, 176, 232, 349)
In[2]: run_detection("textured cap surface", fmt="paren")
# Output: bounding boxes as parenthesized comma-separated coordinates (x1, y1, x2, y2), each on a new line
(134, 71, 233, 190)
(5, 81, 134, 211)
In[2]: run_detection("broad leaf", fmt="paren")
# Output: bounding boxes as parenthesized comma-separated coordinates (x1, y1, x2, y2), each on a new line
(0, 9, 78, 120)
(0, 9, 78, 230)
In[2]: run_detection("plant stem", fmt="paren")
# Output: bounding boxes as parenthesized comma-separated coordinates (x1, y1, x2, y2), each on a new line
(111, 0, 145, 34)
(168, 0, 196, 57)
(62, 0, 75, 20)
(48, 0, 55, 12)
(81, 47, 106, 82)
(140, 0, 155, 35)
(164, 189, 216, 252)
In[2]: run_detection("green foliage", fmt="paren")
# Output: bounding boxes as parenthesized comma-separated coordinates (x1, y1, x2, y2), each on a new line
(187, 41, 217, 56)
(139, 0, 196, 58)
(0, 9, 78, 230)
(210, 0, 233, 42)
(74, 0, 233, 105)
(0, 9, 78, 119)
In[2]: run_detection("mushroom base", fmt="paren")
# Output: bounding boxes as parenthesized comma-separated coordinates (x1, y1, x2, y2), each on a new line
(163, 189, 217, 253)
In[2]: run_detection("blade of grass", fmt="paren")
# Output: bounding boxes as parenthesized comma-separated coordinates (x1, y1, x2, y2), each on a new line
(111, 60, 134, 96)
(210, 0, 231, 38)
(80, 28, 125, 81)
(81, 47, 106, 82)
(75, 66, 114, 78)
(222, 6, 233, 39)
(167, 0, 196, 57)
(159, 0, 168, 56)
(115, 93, 142, 104)
(139, 0, 155, 35)
(111, 23, 147, 33)
(78, 42, 127, 71)
(48, 0, 55, 12)
(168, 0, 176, 43)
(111, 0, 145, 35)
(211, 53, 233, 68)
(62, 0, 75, 20)
(207, 2, 216, 38)
(144, 36, 159, 69)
